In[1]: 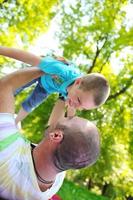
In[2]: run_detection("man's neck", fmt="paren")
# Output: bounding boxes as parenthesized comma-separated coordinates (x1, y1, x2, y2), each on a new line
(32, 143, 58, 191)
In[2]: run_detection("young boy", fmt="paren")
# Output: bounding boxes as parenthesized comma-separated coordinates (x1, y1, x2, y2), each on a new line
(0, 46, 110, 125)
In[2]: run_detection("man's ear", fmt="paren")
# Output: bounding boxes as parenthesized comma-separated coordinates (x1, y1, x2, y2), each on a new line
(49, 130, 63, 143)
(74, 78, 81, 86)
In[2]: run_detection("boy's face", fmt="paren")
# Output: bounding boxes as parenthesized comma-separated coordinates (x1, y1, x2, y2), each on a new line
(66, 79, 96, 110)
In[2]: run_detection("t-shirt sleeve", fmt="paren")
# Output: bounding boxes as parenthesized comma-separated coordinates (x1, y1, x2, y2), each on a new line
(38, 56, 68, 77)
(47, 172, 66, 199)
(0, 113, 18, 141)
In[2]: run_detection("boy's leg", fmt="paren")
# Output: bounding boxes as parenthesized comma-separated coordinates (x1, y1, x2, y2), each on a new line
(0, 67, 44, 114)
(15, 83, 48, 123)
(14, 78, 39, 96)
(22, 83, 48, 112)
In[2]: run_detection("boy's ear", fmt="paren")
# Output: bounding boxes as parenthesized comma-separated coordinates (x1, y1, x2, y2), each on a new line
(75, 78, 81, 85)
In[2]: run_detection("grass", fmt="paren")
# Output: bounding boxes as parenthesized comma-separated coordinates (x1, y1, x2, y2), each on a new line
(58, 179, 109, 200)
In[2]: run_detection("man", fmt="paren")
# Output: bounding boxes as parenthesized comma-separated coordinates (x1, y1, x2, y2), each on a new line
(0, 65, 100, 200)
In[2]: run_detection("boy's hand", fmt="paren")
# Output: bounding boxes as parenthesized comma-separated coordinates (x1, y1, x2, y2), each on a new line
(66, 105, 76, 117)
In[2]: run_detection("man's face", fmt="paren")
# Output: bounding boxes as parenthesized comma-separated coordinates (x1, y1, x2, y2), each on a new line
(66, 80, 96, 110)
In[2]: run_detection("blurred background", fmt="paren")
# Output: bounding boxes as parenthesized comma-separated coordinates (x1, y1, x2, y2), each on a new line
(0, 0, 133, 199)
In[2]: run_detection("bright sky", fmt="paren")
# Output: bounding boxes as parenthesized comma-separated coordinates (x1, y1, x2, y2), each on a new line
(29, 14, 62, 56)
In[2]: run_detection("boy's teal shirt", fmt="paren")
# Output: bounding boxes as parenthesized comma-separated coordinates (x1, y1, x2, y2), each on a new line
(38, 56, 82, 99)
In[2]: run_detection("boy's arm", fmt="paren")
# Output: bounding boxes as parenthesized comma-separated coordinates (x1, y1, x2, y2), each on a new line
(0, 46, 41, 66)
(48, 99, 65, 126)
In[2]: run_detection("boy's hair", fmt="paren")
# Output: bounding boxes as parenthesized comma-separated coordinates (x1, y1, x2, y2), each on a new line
(46, 118, 100, 171)
(79, 73, 110, 106)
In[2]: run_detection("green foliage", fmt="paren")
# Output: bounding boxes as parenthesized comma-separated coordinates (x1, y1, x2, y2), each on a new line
(0, 0, 59, 75)
(0, 0, 58, 46)
(0, 0, 133, 199)
(58, 179, 109, 200)
(54, 0, 133, 199)
(57, 0, 133, 70)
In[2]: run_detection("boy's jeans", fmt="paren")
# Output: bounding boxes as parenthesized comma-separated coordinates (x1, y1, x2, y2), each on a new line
(14, 78, 48, 112)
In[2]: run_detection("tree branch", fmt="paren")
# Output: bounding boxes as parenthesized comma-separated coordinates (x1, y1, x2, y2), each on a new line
(108, 76, 133, 101)
(88, 40, 100, 73)
(0, 0, 8, 7)
(102, 183, 109, 195)
(88, 35, 108, 73)
(98, 51, 113, 73)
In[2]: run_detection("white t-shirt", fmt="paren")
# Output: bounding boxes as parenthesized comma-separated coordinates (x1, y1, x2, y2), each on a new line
(0, 113, 65, 200)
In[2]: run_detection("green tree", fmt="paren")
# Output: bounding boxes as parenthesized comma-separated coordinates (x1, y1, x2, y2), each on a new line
(0, 0, 133, 199)
(54, 0, 133, 199)
(0, 0, 58, 75)
(0, 0, 58, 46)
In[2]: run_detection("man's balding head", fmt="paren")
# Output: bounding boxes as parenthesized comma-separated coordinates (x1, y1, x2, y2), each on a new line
(46, 117, 100, 171)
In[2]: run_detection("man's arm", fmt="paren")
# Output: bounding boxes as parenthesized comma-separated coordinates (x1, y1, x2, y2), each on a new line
(48, 99, 65, 127)
(0, 67, 44, 114)
(0, 46, 41, 66)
